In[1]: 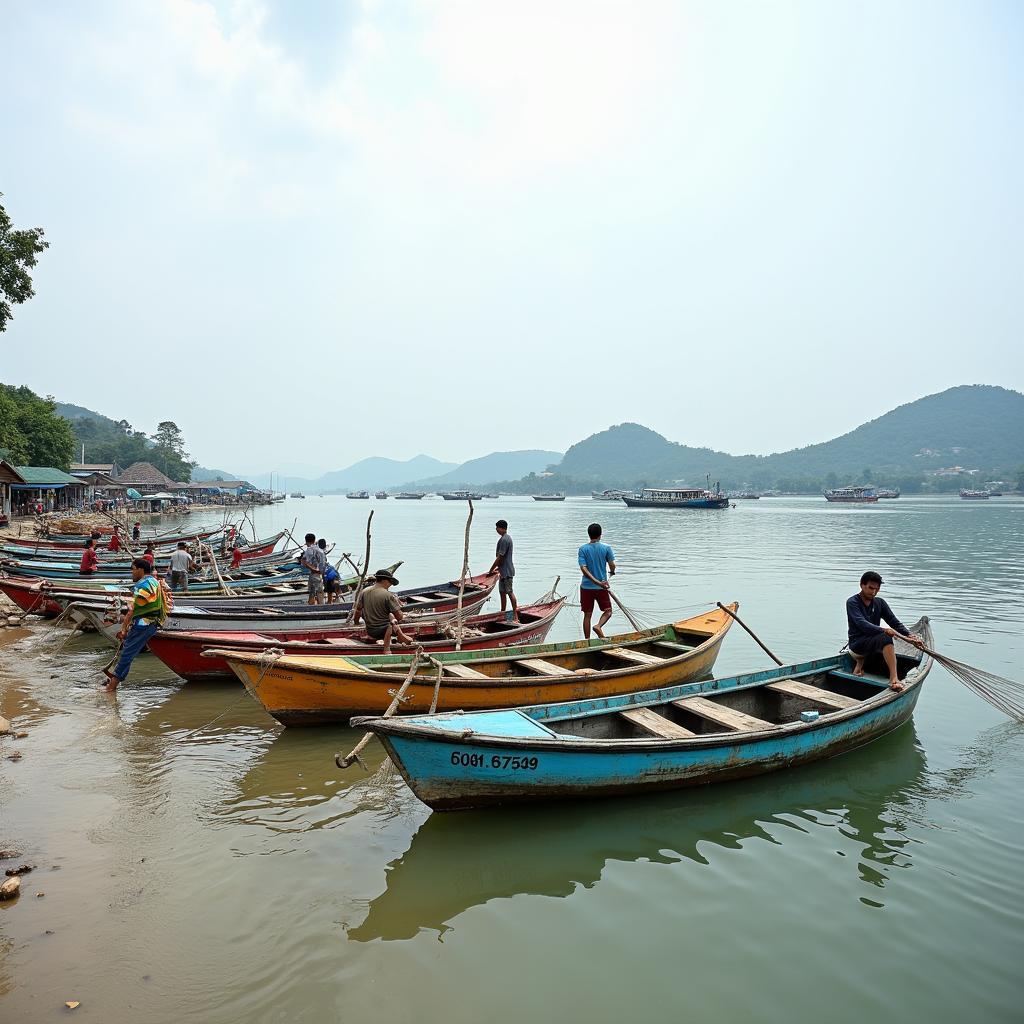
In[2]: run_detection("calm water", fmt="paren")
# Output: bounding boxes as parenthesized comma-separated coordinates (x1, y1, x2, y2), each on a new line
(1, 496, 1022, 1023)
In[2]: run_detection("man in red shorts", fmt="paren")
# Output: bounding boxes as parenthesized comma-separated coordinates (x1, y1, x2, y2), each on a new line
(578, 522, 616, 639)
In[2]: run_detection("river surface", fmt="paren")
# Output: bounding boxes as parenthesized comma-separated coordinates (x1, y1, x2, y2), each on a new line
(1, 495, 1022, 1023)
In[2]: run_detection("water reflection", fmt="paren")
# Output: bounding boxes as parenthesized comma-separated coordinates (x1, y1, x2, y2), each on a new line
(348, 721, 1005, 940)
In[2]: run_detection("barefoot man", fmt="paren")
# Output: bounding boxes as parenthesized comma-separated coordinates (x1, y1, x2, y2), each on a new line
(353, 569, 413, 654)
(847, 571, 924, 691)
(579, 522, 616, 639)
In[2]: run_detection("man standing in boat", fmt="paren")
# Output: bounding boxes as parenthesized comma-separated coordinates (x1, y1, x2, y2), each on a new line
(488, 519, 519, 623)
(579, 523, 616, 639)
(847, 571, 924, 691)
(300, 532, 327, 605)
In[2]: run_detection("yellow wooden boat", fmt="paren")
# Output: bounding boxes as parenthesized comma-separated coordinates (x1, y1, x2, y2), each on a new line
(209, 603, 737, 726)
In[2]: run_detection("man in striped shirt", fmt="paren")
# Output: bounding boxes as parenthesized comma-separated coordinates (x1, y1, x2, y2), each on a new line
(102, 558, 166, 692)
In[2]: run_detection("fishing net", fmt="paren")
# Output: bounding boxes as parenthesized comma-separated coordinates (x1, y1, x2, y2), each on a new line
(928, 650, 1024, 724)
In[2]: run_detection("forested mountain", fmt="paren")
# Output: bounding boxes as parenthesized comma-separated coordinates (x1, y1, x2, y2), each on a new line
(501, 385, 1024, 492)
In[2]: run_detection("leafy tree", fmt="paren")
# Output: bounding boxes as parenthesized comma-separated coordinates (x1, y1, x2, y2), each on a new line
(151, 420, 196, 482)
(0, 195, 48, 332)
(0, 383, 75, 468)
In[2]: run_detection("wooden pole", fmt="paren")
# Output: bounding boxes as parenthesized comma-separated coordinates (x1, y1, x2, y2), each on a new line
(347, 511, 374, 624)
(716, 602, 783, 666)
(607, 588, 643, 632)
(335, 646, 424, 770)
(454, 499, 474, 651)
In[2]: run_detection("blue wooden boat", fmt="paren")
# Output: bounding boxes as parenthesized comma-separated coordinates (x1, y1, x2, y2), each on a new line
(352, 620, 932, 810)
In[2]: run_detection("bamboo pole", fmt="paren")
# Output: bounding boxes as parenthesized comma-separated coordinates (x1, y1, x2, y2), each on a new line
(607, 588, 644, 632)
(347, 511, 374, 624)
(335, 646, 424, 770)
(454, 499, 474, 651)
(716, 602, 783, 665)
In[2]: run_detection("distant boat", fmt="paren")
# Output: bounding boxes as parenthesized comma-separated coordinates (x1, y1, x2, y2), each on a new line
(623, 487, 728, 510)
(532, 493, 566, 502)
(591, 489, 633, 501)
(347, 491, 370, 499)
(823, 486, 878, 504)
(394, 492, 426, 500)
(875, 488, 901, 499)
(959, 489, 991, 500)
(440, 491, 485, 501)
(375, 491, 389, 499)
(289, 492, 306, 499)
(728, 492, 761, 500)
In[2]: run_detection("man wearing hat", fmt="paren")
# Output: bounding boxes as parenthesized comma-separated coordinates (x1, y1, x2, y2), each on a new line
(353, 569, 412, 653)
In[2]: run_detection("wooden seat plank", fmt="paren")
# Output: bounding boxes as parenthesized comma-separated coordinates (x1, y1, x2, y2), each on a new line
(829, 669, 890, 687)
(516, 658, 574, 677)
(674, 696, 773, 732)
(652, 642, 695, 655)
(443, 663, 488, 679)
(765, 679, 860, 710)
(603, 647, 665, 666)
(620, 707, 696, 739)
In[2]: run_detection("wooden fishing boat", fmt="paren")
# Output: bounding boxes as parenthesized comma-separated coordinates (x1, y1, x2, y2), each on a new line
(374, 492, 389, 499)
(0, 525, 226, 548)
(394, 493, 426, 500)
(959, 489, 991, 500)
(347, 491, 370, 499)
(352, 620, 932, 809)
(0, 552, 302, 581)
(147, 598, 566, 681)
(532, 493, 565, 501)
(211, 604, 736, 726)
(875, 488, 900, 499)
(68, 572, 498, 637)
(0, 562, 308, 617)
(0, 529, 287, 562)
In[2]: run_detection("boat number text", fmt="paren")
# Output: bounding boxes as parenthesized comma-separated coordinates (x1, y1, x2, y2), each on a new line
(450, 751, 539, 771)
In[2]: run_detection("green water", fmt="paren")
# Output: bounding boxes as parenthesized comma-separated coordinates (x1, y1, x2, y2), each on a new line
(1, 496, 1022, 1022)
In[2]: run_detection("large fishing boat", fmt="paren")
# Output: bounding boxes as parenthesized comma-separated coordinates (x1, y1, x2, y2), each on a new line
(591, 489, 633, 500)
(875, 488, 901, 499)
(393, 492, 426, 500)
(354, 621, 932, 809)
(959, 489, 991, 500)
(623, 487, 729, 510)
(347, 491, 370, 499)
(532, 493, 566, 502)
(823, 486, 878, 503)
(440, 491, 485, 501)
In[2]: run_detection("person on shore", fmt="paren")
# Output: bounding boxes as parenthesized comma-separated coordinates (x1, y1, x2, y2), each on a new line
(353, 569, 411, 653)
(300, 532, 327, 605)
(168, 541, 197, 593)
(132, 521, 141, 543)
(847, 571, 924, 691)
(107, 529, 122, 553)
(102, 558, 167, 692)
(317, 538, 342, 603)
(488, 519, 519, 623)
(80, 538, 99, 575)
(578, 523, 616, 639)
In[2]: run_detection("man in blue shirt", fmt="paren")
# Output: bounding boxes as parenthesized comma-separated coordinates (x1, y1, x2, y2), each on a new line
(847, 571, 924, 691)
(578, 522, 616, 639)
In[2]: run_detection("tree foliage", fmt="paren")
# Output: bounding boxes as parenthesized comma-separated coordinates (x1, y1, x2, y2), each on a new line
(150, 420, 196, 483)
(0, 383, 75, 468)
(0, 195, 48, 333)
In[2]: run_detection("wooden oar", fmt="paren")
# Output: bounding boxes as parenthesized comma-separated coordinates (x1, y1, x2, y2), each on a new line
(716, 602, 783, 666)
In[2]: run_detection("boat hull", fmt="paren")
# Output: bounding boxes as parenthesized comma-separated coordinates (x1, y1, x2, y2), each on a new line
(146, 599, 565, 681)
(622, 497, 729, 509)
(375, 682, 922, 809)
(222, 605, 735, 725)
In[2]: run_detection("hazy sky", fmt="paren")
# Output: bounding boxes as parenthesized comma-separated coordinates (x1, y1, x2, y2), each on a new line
(2, 0, 1021, 476)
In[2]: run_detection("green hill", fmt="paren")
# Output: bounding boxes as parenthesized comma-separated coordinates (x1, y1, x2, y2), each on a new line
(541, 385, 1024, 492)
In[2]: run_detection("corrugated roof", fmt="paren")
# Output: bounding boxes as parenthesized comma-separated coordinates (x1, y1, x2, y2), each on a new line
(117, 461, 179, 487)
(71, 463, 114, 472)
(14, 466, 82, 485)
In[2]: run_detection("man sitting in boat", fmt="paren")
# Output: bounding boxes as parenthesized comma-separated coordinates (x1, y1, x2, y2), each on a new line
(353, 569, 413, 653)
(847, 572, 924, 691)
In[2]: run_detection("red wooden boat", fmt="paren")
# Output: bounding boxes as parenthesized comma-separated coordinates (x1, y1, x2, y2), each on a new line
(147, 597, 566, 681)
